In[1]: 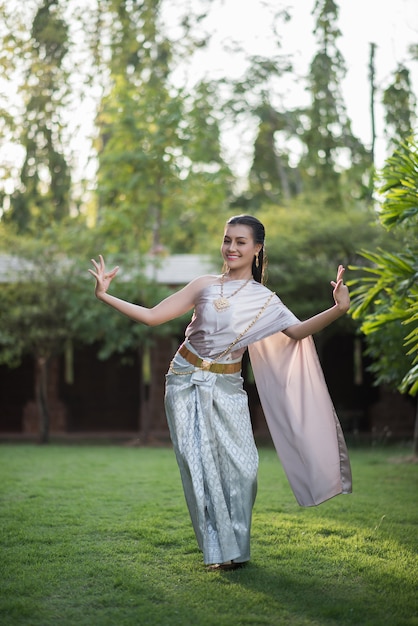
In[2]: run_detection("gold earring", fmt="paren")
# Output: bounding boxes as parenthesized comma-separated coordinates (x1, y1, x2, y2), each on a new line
(255, 252, 259, 268)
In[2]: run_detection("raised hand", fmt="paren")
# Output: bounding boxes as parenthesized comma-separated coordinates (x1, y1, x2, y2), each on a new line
(330, 265, 350, 312)
(88, 254, 119, 298)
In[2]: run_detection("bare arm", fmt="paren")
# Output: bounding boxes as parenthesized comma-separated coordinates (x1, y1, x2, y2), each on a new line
(283, 265, 350, 340)
(88, 255, 212, 326)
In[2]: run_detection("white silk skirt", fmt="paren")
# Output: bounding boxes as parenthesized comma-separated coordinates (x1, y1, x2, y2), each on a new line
(165, 346, 258, 565)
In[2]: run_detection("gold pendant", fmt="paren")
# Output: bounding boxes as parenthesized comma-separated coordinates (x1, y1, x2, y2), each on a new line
(213, 296, 230, 312)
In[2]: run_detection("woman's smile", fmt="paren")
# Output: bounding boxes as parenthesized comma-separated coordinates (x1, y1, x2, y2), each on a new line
(221, 224, 261, 278)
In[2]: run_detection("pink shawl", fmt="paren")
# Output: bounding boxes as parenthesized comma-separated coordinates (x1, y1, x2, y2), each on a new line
(249, 332, 352, 506)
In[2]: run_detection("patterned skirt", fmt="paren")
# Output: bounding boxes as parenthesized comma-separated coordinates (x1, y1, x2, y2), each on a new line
(165, 346, 258, 565)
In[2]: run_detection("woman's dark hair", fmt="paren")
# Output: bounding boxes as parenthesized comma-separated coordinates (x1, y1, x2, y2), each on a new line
(226, 214, 267, 284)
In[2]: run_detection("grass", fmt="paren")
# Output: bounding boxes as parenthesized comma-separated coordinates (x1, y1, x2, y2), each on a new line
(0, 443, 417, 626)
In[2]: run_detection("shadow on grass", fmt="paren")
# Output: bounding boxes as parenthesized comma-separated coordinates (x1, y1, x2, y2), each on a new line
(2, 521, 416, 626)
(66, 516, 416, 626)
(228, 549, 416, 626)
(82, 540, 416, 626)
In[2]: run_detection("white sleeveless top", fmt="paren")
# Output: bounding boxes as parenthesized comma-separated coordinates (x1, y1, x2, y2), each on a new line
(185, 279, 299, 359)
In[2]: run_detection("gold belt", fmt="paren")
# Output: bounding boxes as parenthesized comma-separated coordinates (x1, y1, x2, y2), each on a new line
(178, 344, 242, 374)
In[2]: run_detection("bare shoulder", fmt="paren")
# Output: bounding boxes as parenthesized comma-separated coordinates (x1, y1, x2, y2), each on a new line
(192, 274, 221, 287)
(148, 273, 222, 323)
(185, 274, 221, 296)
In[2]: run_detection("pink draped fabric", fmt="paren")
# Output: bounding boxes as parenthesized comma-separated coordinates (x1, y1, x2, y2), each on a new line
(249, 333, 352, 507)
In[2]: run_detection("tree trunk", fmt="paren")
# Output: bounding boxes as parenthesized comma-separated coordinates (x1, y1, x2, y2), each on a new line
(273, 151, 291, 201)
(36, 356, 51, 444)
(138, 346, 150, 444)
(368, 42, 377, 195)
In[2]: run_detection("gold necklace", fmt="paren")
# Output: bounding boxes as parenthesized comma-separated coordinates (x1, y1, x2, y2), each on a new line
(170, 292, 275, 375)
(213, 274, 251, 312)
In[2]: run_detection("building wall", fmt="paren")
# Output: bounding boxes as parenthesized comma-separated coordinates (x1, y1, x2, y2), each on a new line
(0, 357, 33, 432)
(0, 333, 415, 440)
(59, 345, 141, 432)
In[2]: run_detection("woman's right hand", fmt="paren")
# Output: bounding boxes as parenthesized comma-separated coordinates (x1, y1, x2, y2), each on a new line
(88, 254, 119, 299)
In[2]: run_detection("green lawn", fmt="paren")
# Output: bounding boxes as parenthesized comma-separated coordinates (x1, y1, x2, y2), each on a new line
(0, 443, 417, 626)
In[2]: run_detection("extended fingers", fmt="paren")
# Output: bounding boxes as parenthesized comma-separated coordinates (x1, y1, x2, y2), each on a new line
(108, 266, 120, 277)
(103, 266, 119, 279)
(90, 255, 108, 274)
(89, 256, 119, 283)
(90, 257, 100, 272)
(331, 279, 343, 290)
(89, 257, 105, 284)
(331, 265, 345, 287)
(90, 255, 105, 270)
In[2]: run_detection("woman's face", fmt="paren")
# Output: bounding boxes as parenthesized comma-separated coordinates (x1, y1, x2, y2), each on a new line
(221, 224, 261, 273)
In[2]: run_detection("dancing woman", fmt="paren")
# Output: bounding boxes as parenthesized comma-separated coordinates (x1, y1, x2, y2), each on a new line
(89, 214, 352, 571)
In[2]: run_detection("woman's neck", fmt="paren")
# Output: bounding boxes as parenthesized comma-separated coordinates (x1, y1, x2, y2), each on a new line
(224, 270, 253, 281)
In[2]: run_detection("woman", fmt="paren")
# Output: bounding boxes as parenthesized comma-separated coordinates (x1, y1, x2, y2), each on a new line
(89, 214, 352, 571)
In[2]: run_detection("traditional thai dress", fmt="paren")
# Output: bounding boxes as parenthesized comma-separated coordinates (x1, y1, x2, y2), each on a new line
(165, 279, 352, 566)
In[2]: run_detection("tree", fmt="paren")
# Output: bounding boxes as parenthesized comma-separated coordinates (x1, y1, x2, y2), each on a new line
(223, 17, 300, 208)
(0, 0, 230, 442)
(382, 64, 416, 152)
(0, 227, 85, 443)
(228, 0, 370, 210)
(369, 42, 377, 171)
(0, 219, 180, 442)
(258, 195, 384, 323)
(91, 0, 231, 255)
(246, 103, 302, 207)
(1, 0, 72, 231)
(300, 0, 370, 203)
(349, 136, 418, 453)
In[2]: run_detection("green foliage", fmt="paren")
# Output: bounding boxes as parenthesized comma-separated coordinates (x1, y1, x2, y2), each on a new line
(0, 0, 72, 232)
(378, 139, 418, 228)
(349, 136, 418, 396)
(71, 258, 183, 361)
(93, 0, 231, 254)
(358, 319, 415, 390)
(228, 0, 370, 211)
(350, 249, 416, 319)
(252, 196, 383, 323)
(247, 104, 302, 206)
(0, 230, 81, 366)
(301, 0, 370, 202)
(1, 0, 416, 380)
(0, 220, 180, 368)
(383, 65, 416, 150)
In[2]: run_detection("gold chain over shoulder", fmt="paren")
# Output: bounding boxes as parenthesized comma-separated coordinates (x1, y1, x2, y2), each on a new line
(169, 292, 275, 375)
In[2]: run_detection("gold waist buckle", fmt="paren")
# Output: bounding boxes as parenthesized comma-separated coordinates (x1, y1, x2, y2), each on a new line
(178, 344, 241, 374)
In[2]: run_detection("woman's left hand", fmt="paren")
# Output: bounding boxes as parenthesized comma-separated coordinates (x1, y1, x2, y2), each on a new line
(331, 265, 350, 312)
(89, 254, 119, 299)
